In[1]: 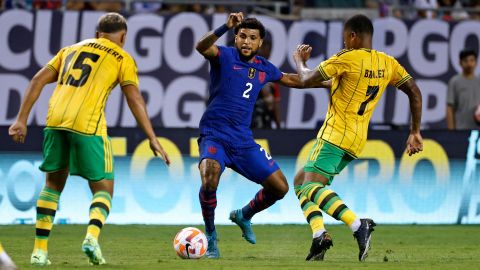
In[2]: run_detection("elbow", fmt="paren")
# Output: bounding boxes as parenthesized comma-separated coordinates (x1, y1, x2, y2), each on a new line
(195, 42, 205, 54)
(195, 44, 201, 53)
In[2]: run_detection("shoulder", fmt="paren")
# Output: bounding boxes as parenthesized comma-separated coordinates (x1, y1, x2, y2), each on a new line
(449, 74, 463, 84)
(217, 46, 235, 56)
(335, 49, 354, 57)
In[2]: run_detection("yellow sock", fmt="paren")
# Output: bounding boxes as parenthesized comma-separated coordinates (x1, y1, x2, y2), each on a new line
(302, 182, 358, 227)
(295, 185, 325, 234)
(86, 191, 111, 239)
(34, 187, 60, 252)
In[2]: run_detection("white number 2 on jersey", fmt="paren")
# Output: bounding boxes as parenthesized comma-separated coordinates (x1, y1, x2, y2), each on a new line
(260, 147, 272, 160)
(243, 82, 253, 98)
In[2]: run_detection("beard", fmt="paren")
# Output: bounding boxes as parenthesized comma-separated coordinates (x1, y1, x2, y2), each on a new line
(236, 47, 258, 62)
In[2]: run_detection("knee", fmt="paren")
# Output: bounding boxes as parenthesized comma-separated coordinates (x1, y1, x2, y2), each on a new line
(200, 160, 221, 191)
(293, 169, 304, 186)
(274, 176, 289, 198)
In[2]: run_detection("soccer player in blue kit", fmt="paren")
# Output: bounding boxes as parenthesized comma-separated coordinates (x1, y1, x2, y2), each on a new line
(195, 12, 328, 258)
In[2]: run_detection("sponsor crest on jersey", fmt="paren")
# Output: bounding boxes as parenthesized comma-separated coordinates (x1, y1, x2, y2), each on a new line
(248, 68, 256, 79)
(259, 71, 266, 83)
(208, 146, 217, 154)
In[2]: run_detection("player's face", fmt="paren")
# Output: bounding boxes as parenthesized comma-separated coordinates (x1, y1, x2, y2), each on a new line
(460, 55, 477, 74)
(235, 28, 263, 59)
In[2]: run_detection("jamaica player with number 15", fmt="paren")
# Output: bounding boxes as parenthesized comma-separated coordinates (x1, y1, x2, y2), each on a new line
(8, 13, 170, 266)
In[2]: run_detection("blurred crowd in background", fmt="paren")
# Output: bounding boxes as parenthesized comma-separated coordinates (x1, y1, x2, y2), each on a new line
(0, 0, 480, 21)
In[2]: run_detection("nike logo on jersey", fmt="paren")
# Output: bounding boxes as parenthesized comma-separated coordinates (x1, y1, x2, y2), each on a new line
(233, 65, 244, 70)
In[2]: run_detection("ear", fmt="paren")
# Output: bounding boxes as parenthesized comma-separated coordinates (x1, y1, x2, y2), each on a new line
(120, 32, 126, 45)
(259, 39, 263, 48)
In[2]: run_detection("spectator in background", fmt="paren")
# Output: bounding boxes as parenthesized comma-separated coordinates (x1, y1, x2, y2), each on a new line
(251, 39, 282, 129)
(133, 1, 162, 13)
(415, 0, 438, 18)
(447, 49, 480, 130)
(33, 0, 61, 9)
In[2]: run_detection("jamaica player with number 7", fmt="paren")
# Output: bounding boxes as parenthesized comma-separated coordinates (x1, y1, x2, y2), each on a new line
(195, 12, 330, 258)
(8, 13, 170, 266)
(292, 14, 424, 262)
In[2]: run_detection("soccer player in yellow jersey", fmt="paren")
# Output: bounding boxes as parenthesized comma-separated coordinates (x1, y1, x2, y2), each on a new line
(8, 13, 170, 266)
(292, 15, 423, 261)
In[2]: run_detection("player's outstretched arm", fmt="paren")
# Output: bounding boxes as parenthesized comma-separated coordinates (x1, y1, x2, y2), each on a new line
(398, 78, 423, 156)
(195, 12, 243, 58)
(279, 73, 331, 89)
(121, 84, 171, 166)
(9, 67, 57, 143)
(291, 44, 327, 88)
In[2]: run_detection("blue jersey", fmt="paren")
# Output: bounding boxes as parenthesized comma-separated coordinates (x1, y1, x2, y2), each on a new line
(199, 46, 282, 147)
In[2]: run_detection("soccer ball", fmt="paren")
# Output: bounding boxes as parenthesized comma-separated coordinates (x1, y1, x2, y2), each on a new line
(173, 227, 208, 259)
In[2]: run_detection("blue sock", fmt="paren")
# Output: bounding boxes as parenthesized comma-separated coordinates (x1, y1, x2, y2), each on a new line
(241, 189, 281, 220)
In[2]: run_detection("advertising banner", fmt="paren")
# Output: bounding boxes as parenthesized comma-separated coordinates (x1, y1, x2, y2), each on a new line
(1, 127, 479, 225)
(1, 10, 480, 130)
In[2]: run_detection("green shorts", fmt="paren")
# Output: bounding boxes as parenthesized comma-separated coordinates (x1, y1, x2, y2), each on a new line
(39, 128, 114, 181)
(304, 139, 355, 185)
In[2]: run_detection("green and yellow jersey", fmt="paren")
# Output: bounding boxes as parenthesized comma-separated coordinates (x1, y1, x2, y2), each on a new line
(317, 49, 411, 157)
(45, 37, 138, 136)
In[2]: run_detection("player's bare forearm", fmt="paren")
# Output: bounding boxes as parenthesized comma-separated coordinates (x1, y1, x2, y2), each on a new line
(17, 67, 57, 123)
(399, 79, 422, 134)
(446, 105, 455, 130)
(291, 44, 327, 88)
(279, 73, 329, 89)
(195, 31, 220, 58)
(122, 85, 156, 141)
(196, 12, 242, 58)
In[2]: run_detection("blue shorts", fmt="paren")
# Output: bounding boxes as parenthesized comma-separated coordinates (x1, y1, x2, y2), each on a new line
(198, 136, 280, 184)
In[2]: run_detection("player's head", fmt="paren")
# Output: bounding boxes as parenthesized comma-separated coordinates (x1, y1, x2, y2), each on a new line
(459, 49, 477, 74)
(96, 13, 128, 47)
(343, 14, 373, 50)
(234, 18, 265, 61)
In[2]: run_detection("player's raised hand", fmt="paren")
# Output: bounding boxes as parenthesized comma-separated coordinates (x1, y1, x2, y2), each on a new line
(226, 12, 243, 28)
(406, 132, 423, 156)
(293, 44, 312, 63)
(8, 121, 27, 144)
(149, 138, 171, 166)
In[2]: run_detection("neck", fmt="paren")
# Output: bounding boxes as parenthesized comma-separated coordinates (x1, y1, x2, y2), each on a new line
(463, 71, 474, 78)
(97, 33, 122, 47)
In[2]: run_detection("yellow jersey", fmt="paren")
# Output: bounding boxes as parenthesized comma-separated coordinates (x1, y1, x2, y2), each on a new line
(45, 37, 138, 136)
(316, 49, 411, 157)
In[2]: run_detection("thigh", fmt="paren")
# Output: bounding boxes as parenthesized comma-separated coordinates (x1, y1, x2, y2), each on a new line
(198, 136, 229, 173)
(39, 128, 69, 172)
(304, 139, 354, 185)
(69, 133, 114, 181)
(231, 144, 280, 184)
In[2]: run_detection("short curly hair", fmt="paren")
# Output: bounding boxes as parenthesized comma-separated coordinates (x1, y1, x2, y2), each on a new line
(234, 17, 265, 39)
(96, 13, 127, 34)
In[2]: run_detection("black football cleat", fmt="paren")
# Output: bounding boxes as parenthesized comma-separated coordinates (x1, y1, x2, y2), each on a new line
(353, 218, 376, 262)
(305, 232, 333, 261)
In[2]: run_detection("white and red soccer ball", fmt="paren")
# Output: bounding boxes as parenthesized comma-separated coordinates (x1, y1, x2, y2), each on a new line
(173, 227, 208, 259)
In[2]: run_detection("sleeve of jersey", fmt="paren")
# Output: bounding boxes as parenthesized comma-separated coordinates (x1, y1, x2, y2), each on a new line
(45, 48, 64, 75)
(269, 62, 283, 82)
(119, 55, 139, 87)
(317, 55, 342, 81)
(390, 59, 412, 88)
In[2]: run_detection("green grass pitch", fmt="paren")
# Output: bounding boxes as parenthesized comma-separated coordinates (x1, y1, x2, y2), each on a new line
(2, 224, 479, 269)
